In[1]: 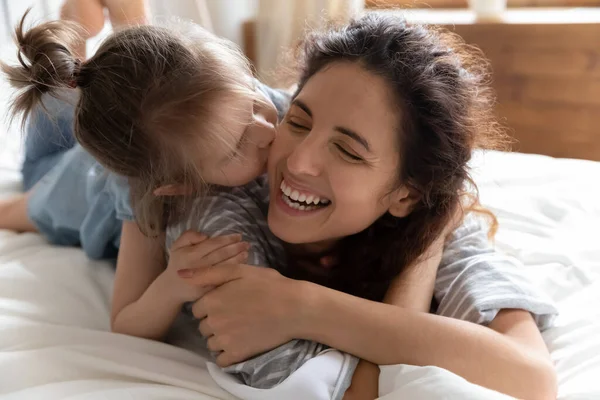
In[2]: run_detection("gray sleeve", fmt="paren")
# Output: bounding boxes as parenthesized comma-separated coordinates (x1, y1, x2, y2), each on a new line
(166, 185, 272, 267)
(434, 214, 558, 330)
(223, 340, 358, 398)
(167, 182, 357, 396)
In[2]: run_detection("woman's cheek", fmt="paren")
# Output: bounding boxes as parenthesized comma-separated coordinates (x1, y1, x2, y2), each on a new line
(270, 129, 294, 164)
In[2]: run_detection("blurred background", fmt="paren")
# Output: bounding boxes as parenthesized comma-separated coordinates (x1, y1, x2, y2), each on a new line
(1, 0, 600, 161)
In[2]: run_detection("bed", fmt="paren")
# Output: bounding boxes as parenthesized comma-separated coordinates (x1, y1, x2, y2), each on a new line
(1, 45, 600, 399)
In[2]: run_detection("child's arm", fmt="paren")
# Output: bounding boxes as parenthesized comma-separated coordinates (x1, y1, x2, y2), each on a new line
(111, 221, 248, 340)
(110, 221, 171, 339)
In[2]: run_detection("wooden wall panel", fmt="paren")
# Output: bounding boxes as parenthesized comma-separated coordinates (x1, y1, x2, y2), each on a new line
(242, 10, 600, 160)
(366, 0, 600, 8)
(445, 21, 600, 161)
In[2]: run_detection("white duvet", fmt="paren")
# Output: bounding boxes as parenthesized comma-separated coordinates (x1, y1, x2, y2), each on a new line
(1, 152, 600, 400)
(1, 62, 600, 400)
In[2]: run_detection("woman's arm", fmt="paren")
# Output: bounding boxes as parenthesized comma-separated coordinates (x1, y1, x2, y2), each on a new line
(301, 217, 557, 400)
(183, 228, 555, 399)
(298, 283, 556, 400)
(343, 235, 444, 400)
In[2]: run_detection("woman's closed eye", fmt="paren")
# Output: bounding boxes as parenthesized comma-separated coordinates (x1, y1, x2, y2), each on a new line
(334, 143, 363, 162)
(286, 117, 364, 162)
(287, 119, 309, 131)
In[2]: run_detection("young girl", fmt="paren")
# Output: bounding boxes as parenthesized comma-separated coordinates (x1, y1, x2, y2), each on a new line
(170, 13, 559, 400)
(0, 10, 332, 391)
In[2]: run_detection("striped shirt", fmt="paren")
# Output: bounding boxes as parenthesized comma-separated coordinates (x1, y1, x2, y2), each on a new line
(166, 176, 558, 396)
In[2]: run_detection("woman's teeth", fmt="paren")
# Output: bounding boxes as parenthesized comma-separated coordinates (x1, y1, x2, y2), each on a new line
(280, 180, 330, 210)
(282, 194, 318, 210)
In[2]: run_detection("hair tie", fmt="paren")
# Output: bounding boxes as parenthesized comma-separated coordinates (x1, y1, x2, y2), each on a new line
(69, 58, 82, 88)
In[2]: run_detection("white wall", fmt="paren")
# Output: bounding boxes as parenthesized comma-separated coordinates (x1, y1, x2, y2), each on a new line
(149, 0, 258, 47)
(1, 0, 258, 49)
(1, 0, 58, 45)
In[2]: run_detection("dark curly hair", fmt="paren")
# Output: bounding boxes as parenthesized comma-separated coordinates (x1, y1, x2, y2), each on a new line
(285, 12, 508, 301)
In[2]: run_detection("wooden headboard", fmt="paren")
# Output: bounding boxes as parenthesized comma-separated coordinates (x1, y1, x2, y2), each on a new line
(244, 8, 600, 161)
(406, 8, 600, 161)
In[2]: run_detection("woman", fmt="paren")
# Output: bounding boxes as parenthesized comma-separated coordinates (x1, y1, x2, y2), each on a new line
(172, 13, 558, 400)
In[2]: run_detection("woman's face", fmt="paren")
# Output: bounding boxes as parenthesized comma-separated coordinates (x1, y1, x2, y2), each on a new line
(268, 62, 413, 246)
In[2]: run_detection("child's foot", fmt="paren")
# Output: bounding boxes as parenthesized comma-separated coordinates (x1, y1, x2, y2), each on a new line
(0, 193, 38, 233)
(60, 0, 150, 60)
(60, 0, 106, 60)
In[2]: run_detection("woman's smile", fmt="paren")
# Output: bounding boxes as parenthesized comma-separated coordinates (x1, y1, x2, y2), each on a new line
(276, 178, 331, 213)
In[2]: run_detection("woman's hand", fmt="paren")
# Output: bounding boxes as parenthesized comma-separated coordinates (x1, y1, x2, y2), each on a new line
(181, 265, 304, 367)
(164, 231, 250, 304)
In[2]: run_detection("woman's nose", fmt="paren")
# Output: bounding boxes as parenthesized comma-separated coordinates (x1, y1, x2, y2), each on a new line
(286, 136, 322, 177)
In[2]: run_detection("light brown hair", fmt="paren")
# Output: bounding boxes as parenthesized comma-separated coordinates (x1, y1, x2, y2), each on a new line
(2, 10, 258, 235)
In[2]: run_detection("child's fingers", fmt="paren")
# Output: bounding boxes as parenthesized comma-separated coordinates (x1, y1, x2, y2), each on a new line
(191, 242, 249, 267)
(184, 233, 244, 258)
(214, 249, 249, 266)
(171, 230, 208, 251)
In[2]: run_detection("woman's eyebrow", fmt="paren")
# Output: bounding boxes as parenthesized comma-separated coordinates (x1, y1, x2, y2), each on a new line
(334, 126, 370, 152)
(293, 98, 370, 151)
(292, 99, 312, 117)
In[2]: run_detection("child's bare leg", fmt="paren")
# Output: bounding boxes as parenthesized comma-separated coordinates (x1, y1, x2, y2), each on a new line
(60, 0, 149, 59)
(0, 192, 38, 233)
(60, 0, 106, 59)
(103, 0, 150, 27)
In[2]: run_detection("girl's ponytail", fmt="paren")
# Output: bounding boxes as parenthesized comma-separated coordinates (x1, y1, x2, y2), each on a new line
(1, 9, 83, 127)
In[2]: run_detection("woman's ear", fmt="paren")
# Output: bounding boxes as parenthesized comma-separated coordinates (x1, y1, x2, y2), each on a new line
(388, 186, 419, 218)
(153, 184, 193, 197)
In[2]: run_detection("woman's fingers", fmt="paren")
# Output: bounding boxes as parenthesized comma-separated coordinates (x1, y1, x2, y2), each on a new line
(206, 335, 223, 352)
(216, 351, 242, 368)
(191, 296, 208, 319)
(198, 318, 214, 337)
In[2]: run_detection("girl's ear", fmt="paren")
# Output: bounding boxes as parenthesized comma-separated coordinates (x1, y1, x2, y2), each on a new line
(153, 184, 193, 197)
(388, 186, 420, 218)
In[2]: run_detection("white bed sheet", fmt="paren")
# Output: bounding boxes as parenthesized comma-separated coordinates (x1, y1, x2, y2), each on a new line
(1, 48, 600, 400)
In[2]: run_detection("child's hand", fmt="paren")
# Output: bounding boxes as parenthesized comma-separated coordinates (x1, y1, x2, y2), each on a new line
(164, 231, 250, 303)
(343, 360, 379, 400)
